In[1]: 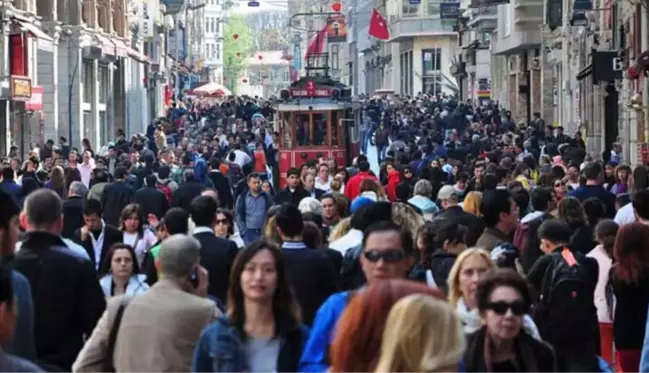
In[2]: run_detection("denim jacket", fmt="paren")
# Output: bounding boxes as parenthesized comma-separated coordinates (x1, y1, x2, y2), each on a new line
(192, 315, 309, 372)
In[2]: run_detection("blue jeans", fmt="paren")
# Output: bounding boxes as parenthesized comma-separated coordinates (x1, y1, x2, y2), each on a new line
(360, 130, 368, 154)
(378, 145, 388, 164)
(243, 228, 262, 246)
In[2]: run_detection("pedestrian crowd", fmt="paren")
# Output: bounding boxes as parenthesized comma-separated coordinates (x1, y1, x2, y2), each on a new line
(0, 94, 647, 373)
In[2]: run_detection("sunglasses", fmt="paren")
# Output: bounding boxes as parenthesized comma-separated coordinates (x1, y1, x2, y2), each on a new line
(364, 249, 405, 263)
(554, 182, 565, 187)
(486, 300, 528, 316)
(215, 219, 229, 225)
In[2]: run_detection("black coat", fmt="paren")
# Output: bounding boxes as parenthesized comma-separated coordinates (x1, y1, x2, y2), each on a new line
(135, 186, 169, 219)
(433, 206, 485, 247)
(100, 181, 136, 227)
(193, 231, 239, 303)
(207, 170, 234, 209)
(73, 224, 123, 272)
(274, 186, 310, 206)
(62, 196, 84, 240)
(173, 180, 204, 211)
(13, 232, 106, 371)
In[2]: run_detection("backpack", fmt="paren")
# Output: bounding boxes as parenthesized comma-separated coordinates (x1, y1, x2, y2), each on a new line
(514, 215, 550, 273)
(158, 184, 173, 205)
(535, 248, 596, 345)
(340, 244, 366, 291)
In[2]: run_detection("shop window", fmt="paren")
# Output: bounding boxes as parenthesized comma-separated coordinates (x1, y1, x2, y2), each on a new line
(98, 65, 109, 103)
(10, 35, 26, 76)
(402, 0, 419, 16)
(82, 62, 93, 104)
(422, 48, 441, 75)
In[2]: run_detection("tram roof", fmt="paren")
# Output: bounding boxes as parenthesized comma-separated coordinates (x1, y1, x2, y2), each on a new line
(276, 97, 359, 111)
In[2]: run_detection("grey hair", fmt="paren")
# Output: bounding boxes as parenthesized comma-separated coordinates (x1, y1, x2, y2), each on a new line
(158, 234, 201, 279)
(183, 168, 195, 182)
(24, 189, 63, 229)
(298, 197, 323, 216)
(413, 179, 433, 197)
(68, 181, 88, 197)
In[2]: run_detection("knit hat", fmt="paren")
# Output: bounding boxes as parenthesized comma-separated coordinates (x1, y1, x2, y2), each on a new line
(0, 189, 20, 227)
(351, 196, 375, 214)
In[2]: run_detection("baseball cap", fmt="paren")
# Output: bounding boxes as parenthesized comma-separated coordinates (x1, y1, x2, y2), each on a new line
(437, 185, 457, 200)
(351, 196, 375, 214)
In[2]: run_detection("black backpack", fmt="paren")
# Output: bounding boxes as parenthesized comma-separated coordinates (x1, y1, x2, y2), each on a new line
(535, 248, 596, 345)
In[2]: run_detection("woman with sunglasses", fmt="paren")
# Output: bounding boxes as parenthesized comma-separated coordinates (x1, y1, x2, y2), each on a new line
(464, 269, 557, 372)
(214, 208, 244, 248)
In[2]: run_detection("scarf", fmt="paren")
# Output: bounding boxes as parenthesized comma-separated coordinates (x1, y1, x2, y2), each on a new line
(456, 297, 542, 340)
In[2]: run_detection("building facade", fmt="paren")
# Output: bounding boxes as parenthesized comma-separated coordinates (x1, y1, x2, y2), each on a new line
(203, 0, 224, 83)
(238, 51, 290, 97)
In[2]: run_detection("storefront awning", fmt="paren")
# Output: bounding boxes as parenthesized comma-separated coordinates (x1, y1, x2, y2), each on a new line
(16, 21, 54, 52)
(128, 48, 150, 64)
(576, 63, 592, 81)
(95, 34, 115, 56)
(112, 39, 130, 58)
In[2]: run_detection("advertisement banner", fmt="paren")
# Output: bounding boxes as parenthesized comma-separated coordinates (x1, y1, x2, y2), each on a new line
(326, 15, 347, 43)
(138, 0, 158, 38)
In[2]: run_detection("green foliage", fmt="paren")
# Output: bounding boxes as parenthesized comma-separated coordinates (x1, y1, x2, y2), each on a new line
(223, 14, 253, 93)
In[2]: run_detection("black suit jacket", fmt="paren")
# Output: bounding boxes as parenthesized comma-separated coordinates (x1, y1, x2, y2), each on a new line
(173, 181, 204, 211)
(274, 186, 310, 206)
(193, 230, 239, 303)
(101, 181, 136, 227)
(207, 170, 234, 209)
(62, 196, 84, 240)
(135, 186, 170, 219)
(73, 224, 122, 272)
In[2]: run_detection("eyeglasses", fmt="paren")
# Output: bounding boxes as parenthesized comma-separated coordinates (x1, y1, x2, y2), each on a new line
(363, 249, 406, 263)
(485, 300, 528, 316)
(554, 182, 565, 187)
(215, 219, 229, 225)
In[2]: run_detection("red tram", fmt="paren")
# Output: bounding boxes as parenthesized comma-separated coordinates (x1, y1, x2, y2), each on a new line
(275, 55, 360, 188)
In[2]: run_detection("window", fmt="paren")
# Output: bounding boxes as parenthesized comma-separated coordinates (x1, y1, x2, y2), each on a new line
(205, 19, 209, 31)
(98, 64, 109, 103)
(82, 62, 93, 103)
(311, 113, 328, 146)
(283, 69, 289, 82)
(503, 4, 512, 36)
(331, 44, 339, 70)
(402, 0, 419, 16)
(216, 43, 221, 60)
(296, 113, 311, 145)
(422, 48, 442, 74)
(83, 111, 93, 145)
(210, 18, 215, 33)
(427, 0, 440, 16)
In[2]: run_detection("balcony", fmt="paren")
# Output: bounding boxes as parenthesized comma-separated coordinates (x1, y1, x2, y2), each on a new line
(491, 29, 541, 55)
(513, 0, 543, 9)
(387, 16, 457, 42)
(466, 6, 497, 32)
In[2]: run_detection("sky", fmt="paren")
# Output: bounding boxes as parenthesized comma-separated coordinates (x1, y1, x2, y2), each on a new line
(228, 0, 288, 14)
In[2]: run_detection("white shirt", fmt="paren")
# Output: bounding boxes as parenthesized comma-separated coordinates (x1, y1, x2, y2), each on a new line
(123, 229, 157, 266)
(329, 229, 363, 256)
(615, 202, 636, 226)
(315, 176, 331, 192)
(587, 244, 613, 323)
(233, 150, 252, 167)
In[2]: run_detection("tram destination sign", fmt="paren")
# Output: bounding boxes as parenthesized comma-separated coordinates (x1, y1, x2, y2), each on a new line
(290, 81, 332, 98)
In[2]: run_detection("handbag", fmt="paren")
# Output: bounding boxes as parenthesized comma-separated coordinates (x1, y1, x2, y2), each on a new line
(102, 296, 133, 372)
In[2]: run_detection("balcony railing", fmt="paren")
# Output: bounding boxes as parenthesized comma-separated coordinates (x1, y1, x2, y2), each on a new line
(388, 16, 456, 42)
(466, 6, 497, 31)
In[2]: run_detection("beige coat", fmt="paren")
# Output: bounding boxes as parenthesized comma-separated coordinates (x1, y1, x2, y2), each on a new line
(72, 279, 220, 372)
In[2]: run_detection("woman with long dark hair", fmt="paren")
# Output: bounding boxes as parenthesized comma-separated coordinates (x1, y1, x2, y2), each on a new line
(610, 223, 649, 372)
(119, 204, 157, 266)
(192, 240, 308, 372)
(98, 243, 148, 297)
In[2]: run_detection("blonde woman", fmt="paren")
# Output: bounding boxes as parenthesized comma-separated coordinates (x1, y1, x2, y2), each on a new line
(375, 294, 465, 372)
(462, 191, 482, 217)
(391, 202, 425, 242)
(328, 217, 351, 242)
(447, 248, 540, 338)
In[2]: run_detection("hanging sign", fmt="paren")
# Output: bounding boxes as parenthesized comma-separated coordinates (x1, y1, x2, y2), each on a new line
(440, 3, 460, 19)
(409, 0, 421, 4)
(326, 15, 347, 43)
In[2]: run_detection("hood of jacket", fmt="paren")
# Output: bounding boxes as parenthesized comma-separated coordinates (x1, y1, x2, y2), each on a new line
(99, 273, 149, 296)
(408, 195, 439, 214)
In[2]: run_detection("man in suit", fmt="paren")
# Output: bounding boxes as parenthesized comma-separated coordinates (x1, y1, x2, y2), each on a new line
(302, 173, 326, 200)
(207, 158, 234, 209)
(101, 166, 136, 226)
(14, 190, 105, 371)
(190, 196, 239, 304)
(72, 234, 219, 372)
(74, 198, 122, 272)
(275, 204, 338, 326)
(62, 181, 87, 239)
(136, 174, 170, 220)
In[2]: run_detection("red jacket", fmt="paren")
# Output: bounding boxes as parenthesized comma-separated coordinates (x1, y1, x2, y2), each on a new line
(386, 169, 400, 201)
(345, 171, 379, 200)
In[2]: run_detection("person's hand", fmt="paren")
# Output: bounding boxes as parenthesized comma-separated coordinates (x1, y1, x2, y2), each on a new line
(80, 225, 89, 241)
(147, 214, 159, 228)
(194, 265, 209, 298)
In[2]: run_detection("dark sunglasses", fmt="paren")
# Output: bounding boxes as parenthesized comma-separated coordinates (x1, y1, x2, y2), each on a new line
(364, 249, 406, 263)
(486, 300, 528, 316)
(554, 182, 565, 187)
(215, 218, 229, 225)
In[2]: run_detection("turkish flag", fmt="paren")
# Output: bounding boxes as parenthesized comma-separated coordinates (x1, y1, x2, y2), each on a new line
(305, 25, 328, 59)
(369, 9, 389, 40)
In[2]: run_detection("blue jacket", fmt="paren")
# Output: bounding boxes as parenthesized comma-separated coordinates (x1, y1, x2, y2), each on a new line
(192, 316, 309, 372)
(298, 291, 351, 372)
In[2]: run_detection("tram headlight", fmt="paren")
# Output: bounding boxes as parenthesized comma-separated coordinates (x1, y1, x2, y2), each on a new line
(332, 88, 341, 100)
(280, 89, 290, 100)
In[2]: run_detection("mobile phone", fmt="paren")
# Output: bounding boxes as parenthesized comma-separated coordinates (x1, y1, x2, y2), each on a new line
(190, 267, 200, 289)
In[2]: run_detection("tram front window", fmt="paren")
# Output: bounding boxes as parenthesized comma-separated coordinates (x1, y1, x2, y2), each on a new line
(312, 113, 328, 146)
(296, 113, 310, 146)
